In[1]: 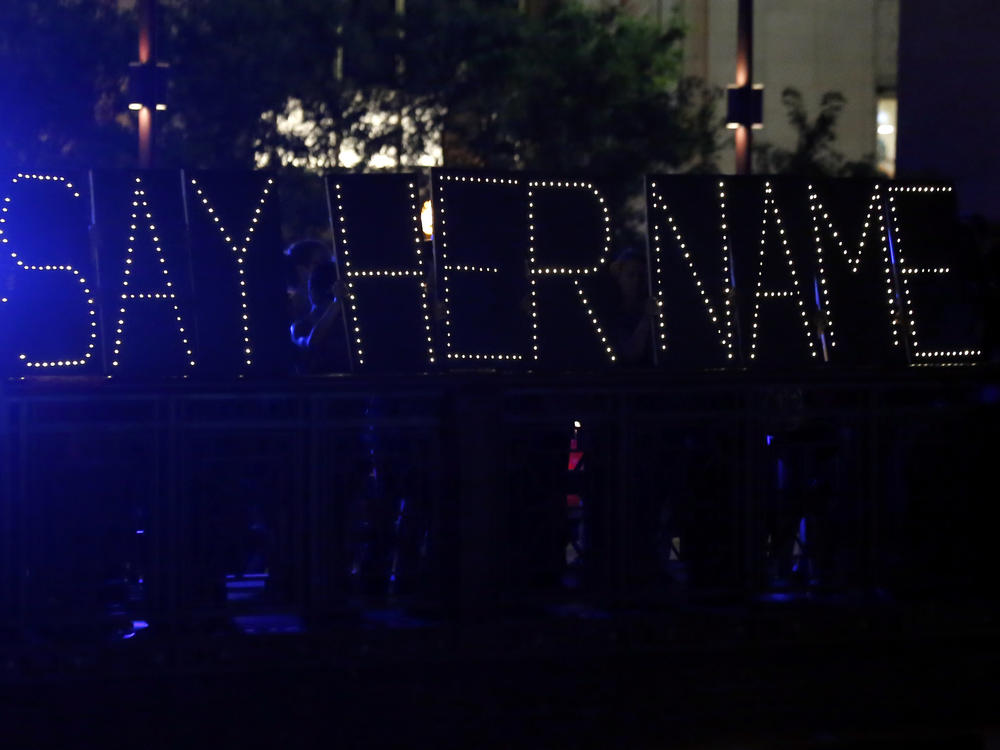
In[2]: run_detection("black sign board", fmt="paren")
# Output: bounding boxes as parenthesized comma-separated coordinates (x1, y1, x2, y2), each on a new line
(0, 168, 982, 379)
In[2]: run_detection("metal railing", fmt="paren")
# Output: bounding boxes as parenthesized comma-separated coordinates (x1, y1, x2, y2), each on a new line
(0, 369, 996, 633)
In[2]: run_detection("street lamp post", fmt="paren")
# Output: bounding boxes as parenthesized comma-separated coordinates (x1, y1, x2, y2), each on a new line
(138, 0, 154, 168)
(128, 0, 167, 168)
(727, 0, 763, 175)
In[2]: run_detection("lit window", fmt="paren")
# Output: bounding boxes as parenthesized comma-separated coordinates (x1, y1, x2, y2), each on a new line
(876, 96, 897, 177)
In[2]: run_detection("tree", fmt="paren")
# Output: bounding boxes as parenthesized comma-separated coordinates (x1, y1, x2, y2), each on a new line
(162, 1, 719, 178)
(0, 0, 721, 186)
(754, 88, 875, 177)
(156, 0, 349, 170)
(0, 1, 134, 169)
(427, 1, 719, 178)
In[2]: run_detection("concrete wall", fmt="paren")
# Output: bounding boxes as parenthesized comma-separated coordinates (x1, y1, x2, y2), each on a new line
(701, 0, 885, 172)
(583, 0, 893, 173)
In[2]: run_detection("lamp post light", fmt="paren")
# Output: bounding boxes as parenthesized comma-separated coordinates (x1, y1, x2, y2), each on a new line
(127, 0, 168, 168)
(726, 0, 763, 174)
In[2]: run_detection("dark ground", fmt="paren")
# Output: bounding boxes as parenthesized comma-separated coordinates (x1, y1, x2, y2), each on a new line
(0, 597, 997, 749)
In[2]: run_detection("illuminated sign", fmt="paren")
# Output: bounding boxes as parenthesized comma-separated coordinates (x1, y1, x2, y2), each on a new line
(0, 170, 981, 379)
(648, 176, 979, 370)
(0, 172, 98, 371)
(331, 174, 436, 372)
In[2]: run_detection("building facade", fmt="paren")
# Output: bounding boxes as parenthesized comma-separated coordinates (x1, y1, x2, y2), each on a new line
(583, 0, 900, 175)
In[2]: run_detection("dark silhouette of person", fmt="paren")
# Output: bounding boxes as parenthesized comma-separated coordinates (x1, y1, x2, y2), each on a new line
(606, 247, 656, 365)
(290, 260, 350, 373)
(284, 239, 331, 323)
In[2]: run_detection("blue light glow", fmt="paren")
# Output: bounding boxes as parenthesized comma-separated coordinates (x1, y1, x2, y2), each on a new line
(225, 579, 266, 589)
(886, 217, 898, 266)
(362, 608, 433, 629)
(980, 386, 1000, 404)
(2, 174, 98, 370)
(759, 592, 797, 603)
(233, 614, 304, 635)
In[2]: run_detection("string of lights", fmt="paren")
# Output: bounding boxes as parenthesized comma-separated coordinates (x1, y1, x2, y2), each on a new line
(527, 179, 614, 363)
(0, 171, 981, 376)
(885, 185, 981, 363)
(437, 174, 525, 363)
(807, 184, 898, 351)
(333, 178, 436, 367)
(748, 182, 817, 361)
(2, 174, 97, 369)
(189, 176, 274, 368)
(648, 180, 737, 360)
(113, 176, 194, 369)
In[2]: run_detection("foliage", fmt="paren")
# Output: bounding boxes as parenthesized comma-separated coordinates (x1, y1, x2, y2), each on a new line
(754, 88, 875, 177)
(432, 2, 719, 177)
(156, 0, 344, 169)
(0, 0, 721, 184)
(0, 0, 134, 169)
(165, 0, 720, 180)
